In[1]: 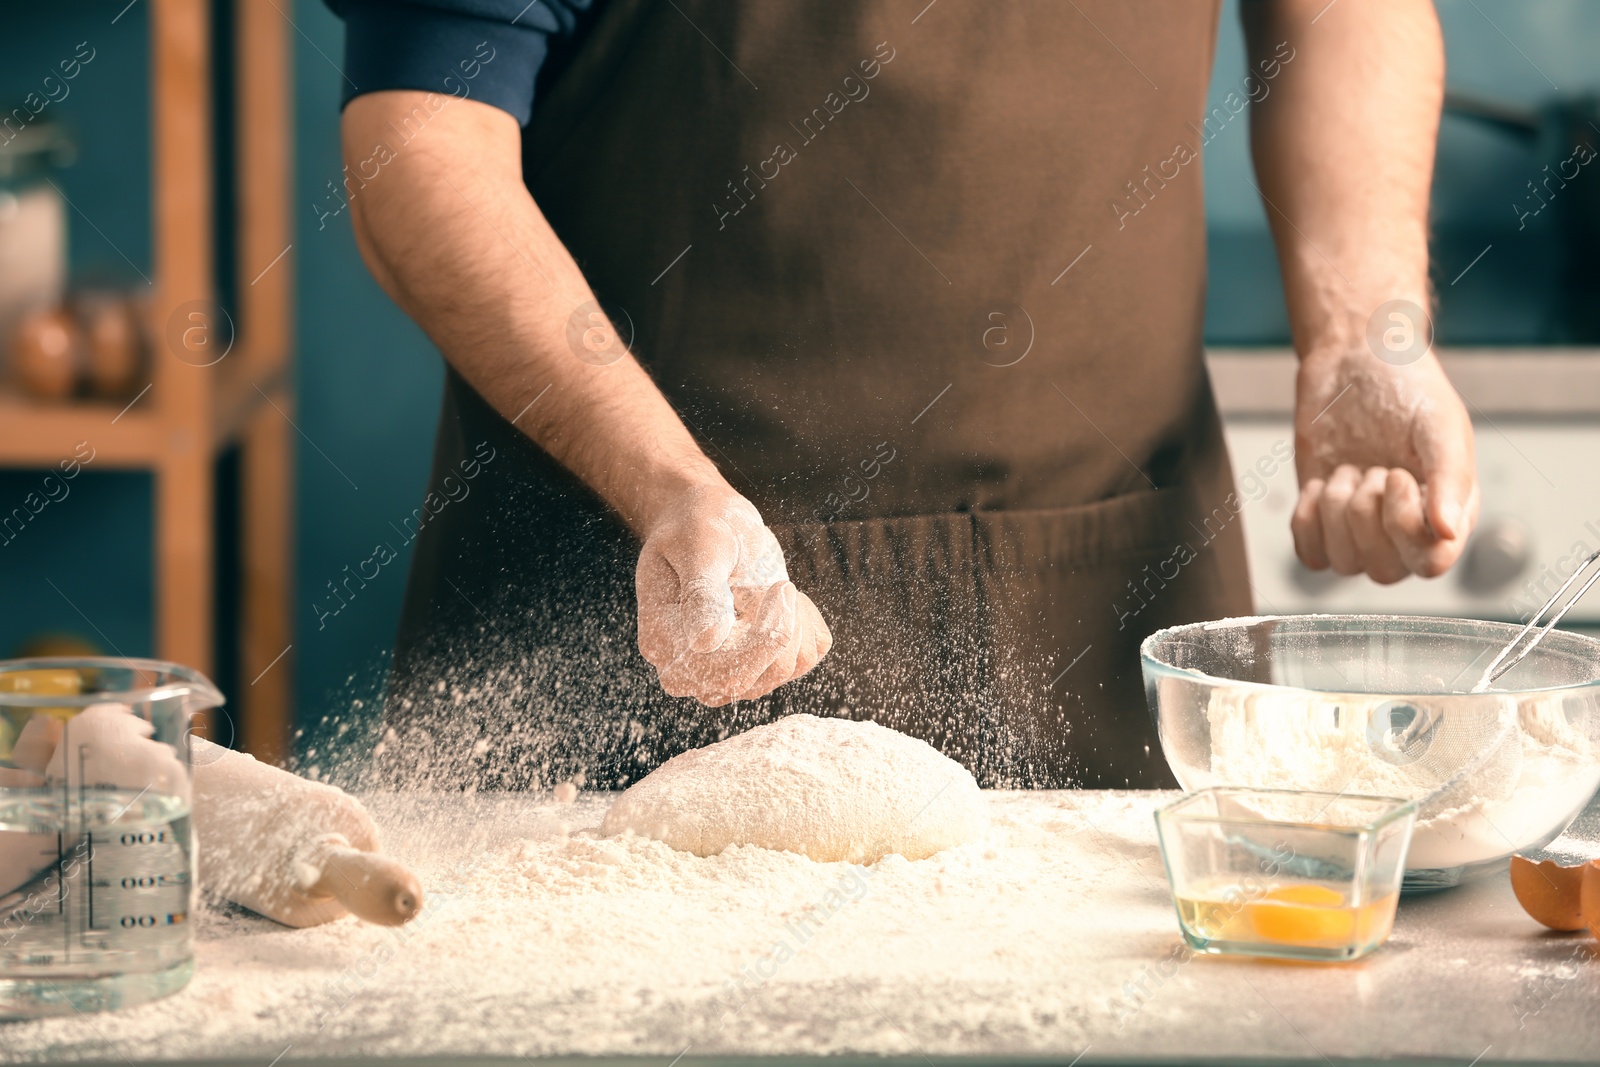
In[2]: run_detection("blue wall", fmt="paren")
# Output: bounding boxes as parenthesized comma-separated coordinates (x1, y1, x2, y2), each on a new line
(1205, 0, 1600, 343)
(0, 0, 1595, 751)
(290, 0, 443, 740)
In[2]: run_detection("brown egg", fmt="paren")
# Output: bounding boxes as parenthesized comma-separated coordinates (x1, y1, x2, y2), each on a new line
(80, 295, 145, 399)
(1510, 854, 1588, 931)
(10, 307, 81, 400)
(1583, 861, 1600, 937)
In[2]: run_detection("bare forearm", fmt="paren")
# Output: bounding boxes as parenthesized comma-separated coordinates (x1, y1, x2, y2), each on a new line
(1245, 4, 1476, 580)
(1243, 0, 1442, 358)
(341, 91, 721, 536)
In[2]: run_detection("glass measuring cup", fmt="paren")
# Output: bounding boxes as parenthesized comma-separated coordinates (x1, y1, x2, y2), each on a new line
(0, 657, 223, 1019)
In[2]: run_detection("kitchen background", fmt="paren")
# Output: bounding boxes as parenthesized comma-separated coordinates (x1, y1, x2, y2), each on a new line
(0, 0, 1594, 757)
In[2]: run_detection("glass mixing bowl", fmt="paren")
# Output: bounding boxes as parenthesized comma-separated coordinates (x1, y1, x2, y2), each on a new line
(1142, 615, 1600, 890)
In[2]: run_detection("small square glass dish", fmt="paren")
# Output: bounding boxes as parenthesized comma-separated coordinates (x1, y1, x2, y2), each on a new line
(1154, 788, 1417, 963)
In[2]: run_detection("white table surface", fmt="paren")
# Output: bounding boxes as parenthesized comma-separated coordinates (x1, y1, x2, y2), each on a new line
(3, 789, 1598, 1066)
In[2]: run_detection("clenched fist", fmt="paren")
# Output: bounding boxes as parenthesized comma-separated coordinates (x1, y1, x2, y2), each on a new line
(636, 483, 831, 705)
(1292, 346, 1479, 584)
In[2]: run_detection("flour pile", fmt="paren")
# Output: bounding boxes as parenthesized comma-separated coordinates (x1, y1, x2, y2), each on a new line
(600, 714, 988, 863)
(1204, 688, 1600, 869)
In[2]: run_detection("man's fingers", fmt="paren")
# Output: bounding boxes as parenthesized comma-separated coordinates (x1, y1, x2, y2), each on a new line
(730, 588, 832, 701)
(675, 582, 798, 705)
(635, 553, 680, 665)
(650, 518, 741, 653)
(1414, 403, 1477, 542)
(636, 617, 674, 667)
(1415, 413, 1479, 577)
(706, 584, 794, 704)
(790, 592, 831, 681)
(734, 637, 800, 702)
(735, 587, 806, 701)
(1296, 464, 1470, 583)
(1348, 466, 1408, 585)
(1382, 468, 1472, 579)
(680, 576, 735, 654)
(1292, 477, 1329, 571)
(1380, 467, 1431, 574)
(1407, 380, 1478, 570)
(1319, 465, 1364, 576)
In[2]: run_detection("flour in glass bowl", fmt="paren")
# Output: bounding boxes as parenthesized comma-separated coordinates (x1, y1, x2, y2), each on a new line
(1203, 687, 1600, 869)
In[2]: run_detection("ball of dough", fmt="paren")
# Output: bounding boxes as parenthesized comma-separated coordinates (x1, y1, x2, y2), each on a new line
(600, 714, 987, 862)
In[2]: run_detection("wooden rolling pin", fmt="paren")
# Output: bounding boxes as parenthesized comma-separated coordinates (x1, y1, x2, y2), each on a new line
(191, 737, 423, 928)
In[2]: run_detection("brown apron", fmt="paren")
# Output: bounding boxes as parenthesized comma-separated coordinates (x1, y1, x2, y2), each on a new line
(384, 0, 1252, 790)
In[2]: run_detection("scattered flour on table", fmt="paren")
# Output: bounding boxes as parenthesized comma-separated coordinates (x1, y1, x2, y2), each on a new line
(8, 789, 1599, 1063)
(0, 792, 1160, 1063)
(599, 714, 987, 863)
(1204, 688, 1600, 868)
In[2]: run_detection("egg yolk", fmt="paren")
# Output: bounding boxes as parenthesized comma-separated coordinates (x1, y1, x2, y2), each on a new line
(1248, 884, 1356, 945)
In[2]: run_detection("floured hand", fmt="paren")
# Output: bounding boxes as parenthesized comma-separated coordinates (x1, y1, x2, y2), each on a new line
(1293, 347, 1479, 584)
(636, 483, 831, 705)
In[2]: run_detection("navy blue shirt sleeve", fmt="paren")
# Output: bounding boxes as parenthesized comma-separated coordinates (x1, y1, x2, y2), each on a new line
(327, 0, 590, 126)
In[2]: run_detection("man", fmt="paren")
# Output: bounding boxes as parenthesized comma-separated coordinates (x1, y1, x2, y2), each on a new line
(330, 0, 1477, 789)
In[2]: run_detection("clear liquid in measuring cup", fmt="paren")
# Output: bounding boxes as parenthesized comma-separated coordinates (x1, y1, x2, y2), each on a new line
(0, 785, 196, 1018)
